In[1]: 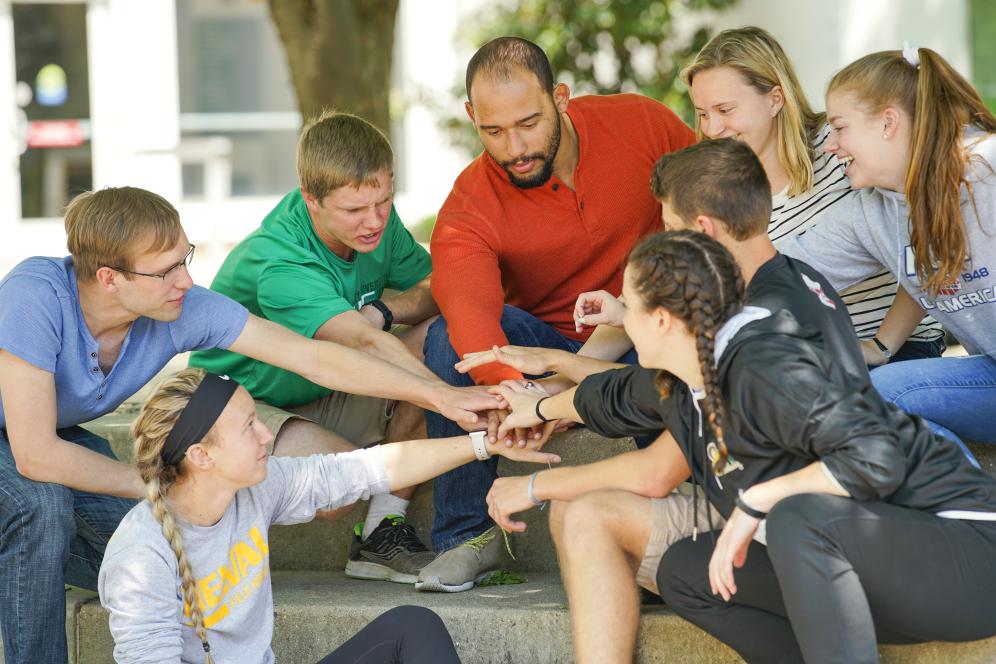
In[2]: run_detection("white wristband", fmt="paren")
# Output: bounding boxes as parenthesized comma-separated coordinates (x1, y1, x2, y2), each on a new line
(470, 431, 491, 461)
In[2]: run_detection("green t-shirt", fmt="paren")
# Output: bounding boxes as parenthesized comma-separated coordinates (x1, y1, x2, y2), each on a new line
(190, 189, 431, 407)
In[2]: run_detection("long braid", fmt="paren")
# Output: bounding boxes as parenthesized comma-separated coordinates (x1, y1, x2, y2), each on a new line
(132, 368, 216, 664)
(629, 231, 744, 474)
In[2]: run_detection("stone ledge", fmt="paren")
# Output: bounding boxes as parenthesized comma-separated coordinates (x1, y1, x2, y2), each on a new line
(70, 571, 996, 664)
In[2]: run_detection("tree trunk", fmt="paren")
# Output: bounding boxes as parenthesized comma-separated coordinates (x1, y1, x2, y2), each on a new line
(268, 0, 399, 134)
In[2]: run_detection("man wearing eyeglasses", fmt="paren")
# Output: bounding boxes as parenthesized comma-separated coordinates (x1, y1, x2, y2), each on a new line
(0, 186, 497, 664)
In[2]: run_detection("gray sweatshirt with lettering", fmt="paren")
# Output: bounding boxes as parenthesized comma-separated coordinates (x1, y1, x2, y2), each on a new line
(780, 128, 996, 358)
(98, 450, 389, 664)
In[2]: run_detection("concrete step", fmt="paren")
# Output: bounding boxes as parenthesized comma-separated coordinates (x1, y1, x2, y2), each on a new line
(66, 571, 996, 663)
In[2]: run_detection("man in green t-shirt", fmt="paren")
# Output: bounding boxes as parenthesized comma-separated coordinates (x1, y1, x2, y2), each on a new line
(191, 111, 440, 584)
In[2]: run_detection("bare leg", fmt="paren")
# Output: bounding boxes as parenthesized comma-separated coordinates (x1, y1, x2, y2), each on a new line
(551, 491, 654, 664)
(398, 315, 438, 361)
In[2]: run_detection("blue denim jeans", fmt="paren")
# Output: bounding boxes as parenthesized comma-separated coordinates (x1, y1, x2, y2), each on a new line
(890, 336, 946, 363)
(871, 354, 996, 452)
(0, 427, 136, 664)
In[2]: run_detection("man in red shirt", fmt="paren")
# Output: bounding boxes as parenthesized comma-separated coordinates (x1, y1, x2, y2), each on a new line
(416, 37, 695, 593)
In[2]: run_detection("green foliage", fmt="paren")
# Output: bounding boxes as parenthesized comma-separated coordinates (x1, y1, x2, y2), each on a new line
(435, 0, 735, 154)
(970, 0, 996, 114)
(478, 569, 528, 586)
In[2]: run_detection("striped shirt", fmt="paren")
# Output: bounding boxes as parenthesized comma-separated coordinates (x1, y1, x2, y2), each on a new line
(770, 125, 943, 342)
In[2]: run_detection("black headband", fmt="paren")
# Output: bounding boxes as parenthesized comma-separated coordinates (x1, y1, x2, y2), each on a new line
(161, 373, 240, 466)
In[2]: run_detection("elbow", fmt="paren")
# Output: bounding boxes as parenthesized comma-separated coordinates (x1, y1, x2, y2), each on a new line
(636, 463, 680, 498)
(13, 452, 46, 482)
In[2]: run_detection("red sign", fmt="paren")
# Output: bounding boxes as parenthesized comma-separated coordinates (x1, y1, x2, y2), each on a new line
(27, 120, 85, 148)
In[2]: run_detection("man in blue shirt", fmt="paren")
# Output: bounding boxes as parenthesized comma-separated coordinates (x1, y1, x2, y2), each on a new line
(0, 187, 496, 664)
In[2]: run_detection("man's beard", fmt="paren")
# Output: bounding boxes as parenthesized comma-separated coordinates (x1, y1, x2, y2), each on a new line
(499, 116, 562, 189)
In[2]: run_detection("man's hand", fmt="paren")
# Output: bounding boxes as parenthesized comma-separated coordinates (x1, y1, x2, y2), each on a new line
(574, 290, 626, 331)
(455, 345, 560, 377)
(430, 384, 501, 428)
(486, 475, 538, 533)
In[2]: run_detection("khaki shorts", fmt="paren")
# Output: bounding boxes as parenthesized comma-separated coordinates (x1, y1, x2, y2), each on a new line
(636, 491, 727, 595)
(255, 391, 396, 453)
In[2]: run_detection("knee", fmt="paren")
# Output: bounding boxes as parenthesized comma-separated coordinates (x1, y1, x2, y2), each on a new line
(5, 485, 75, 556)
(422, 317, 461, 377)
(765, 494, 842, 560)
(870, 362, 923, 407)
(380, 605, 447, 635)
(555, 493, 616, 551)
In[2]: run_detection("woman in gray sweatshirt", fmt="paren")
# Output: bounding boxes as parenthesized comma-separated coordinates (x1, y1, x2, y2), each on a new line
(98, 369, 558, 663)
(780, 44, 996, 449)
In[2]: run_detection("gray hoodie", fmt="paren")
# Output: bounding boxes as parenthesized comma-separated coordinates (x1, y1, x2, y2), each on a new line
(98, 450, 389, 664)
(780, 128, 996, 358)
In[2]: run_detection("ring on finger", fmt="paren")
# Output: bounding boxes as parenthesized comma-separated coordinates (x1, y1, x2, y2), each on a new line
(524, 381, 536, 389)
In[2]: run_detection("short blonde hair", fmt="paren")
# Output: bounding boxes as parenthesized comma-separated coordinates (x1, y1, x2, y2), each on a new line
(296, 110, 393, 201)
(682, 26, 824, 197)
(64, 187, 182, 282)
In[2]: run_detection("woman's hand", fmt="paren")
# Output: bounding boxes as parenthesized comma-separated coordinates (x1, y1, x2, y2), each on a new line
(573, 290, 626, 331)
(490, 380, 552, 438)
(708, 507, 760, 601)
(455, 345, 560, 377)
(859, 339, 889, 367)
(486, 475, 539, 533)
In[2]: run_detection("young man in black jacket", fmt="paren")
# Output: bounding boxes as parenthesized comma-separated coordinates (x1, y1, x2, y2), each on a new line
(467, 139, 871, 663)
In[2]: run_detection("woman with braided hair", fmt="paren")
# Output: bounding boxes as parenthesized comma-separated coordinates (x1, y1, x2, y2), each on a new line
(493, 230, 996, 663)
(97, 367, 558, 664)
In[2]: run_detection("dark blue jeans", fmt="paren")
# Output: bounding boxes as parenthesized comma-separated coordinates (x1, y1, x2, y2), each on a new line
(423, 305, 639, 551)
(0, 427, 136, 664)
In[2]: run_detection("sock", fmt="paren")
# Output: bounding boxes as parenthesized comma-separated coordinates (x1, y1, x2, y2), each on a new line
(362, 494, 410, 541)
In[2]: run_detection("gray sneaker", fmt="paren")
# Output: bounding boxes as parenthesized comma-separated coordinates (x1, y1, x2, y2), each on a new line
(345, 517, 436, 584)
(414, 527, 505, 592)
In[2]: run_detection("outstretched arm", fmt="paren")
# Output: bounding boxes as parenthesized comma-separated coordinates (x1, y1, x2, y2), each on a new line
(487, 431, 690, 532)
(229, 315, 497, 428)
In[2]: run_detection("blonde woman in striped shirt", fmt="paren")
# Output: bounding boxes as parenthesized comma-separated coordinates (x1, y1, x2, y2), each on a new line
(682, 26, 943, 364)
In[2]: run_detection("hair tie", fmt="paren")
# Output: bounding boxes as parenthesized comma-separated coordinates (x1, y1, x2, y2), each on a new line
(161, 373, 240, 466)
(902, 41, 920, 69)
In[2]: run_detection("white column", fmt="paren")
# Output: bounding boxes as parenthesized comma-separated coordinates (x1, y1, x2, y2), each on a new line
(88, 0, 181, 201)
(0, 2, 21, 231)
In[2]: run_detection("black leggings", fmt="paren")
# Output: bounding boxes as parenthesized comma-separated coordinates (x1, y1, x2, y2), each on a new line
(315, 605, 460, 664)
(656, 494, 996, 664)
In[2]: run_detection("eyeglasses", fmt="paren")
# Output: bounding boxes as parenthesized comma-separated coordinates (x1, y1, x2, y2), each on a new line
(104, 244, 196, 282)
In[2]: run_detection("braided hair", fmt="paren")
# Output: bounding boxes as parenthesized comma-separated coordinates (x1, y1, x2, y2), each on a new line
(627, 231, 745, 472)
(131, 367, 216, 664)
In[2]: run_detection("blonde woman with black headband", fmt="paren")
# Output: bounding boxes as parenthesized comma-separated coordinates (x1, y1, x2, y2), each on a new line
(98, 368, 557, 663)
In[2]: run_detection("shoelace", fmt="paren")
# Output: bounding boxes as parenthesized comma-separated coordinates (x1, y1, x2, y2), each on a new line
(386, 519, 430, 552)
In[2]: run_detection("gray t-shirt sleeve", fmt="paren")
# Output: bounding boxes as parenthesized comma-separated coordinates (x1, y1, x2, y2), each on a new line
(775, 193, 885, 291)
(99, 535, 185, 664)
(262, 451, 391, 526)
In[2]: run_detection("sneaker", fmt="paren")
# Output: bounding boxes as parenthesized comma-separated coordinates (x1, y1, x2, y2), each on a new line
(414, 527, 505, 593)
(344, 516, 436, 584)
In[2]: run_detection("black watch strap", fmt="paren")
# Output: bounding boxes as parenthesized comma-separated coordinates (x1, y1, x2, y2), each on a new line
(872, 336, 893, 360)
(369, 299, 393, 331)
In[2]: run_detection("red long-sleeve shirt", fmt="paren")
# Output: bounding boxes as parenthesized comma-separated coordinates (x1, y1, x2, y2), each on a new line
(431, 93, 695, 385)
